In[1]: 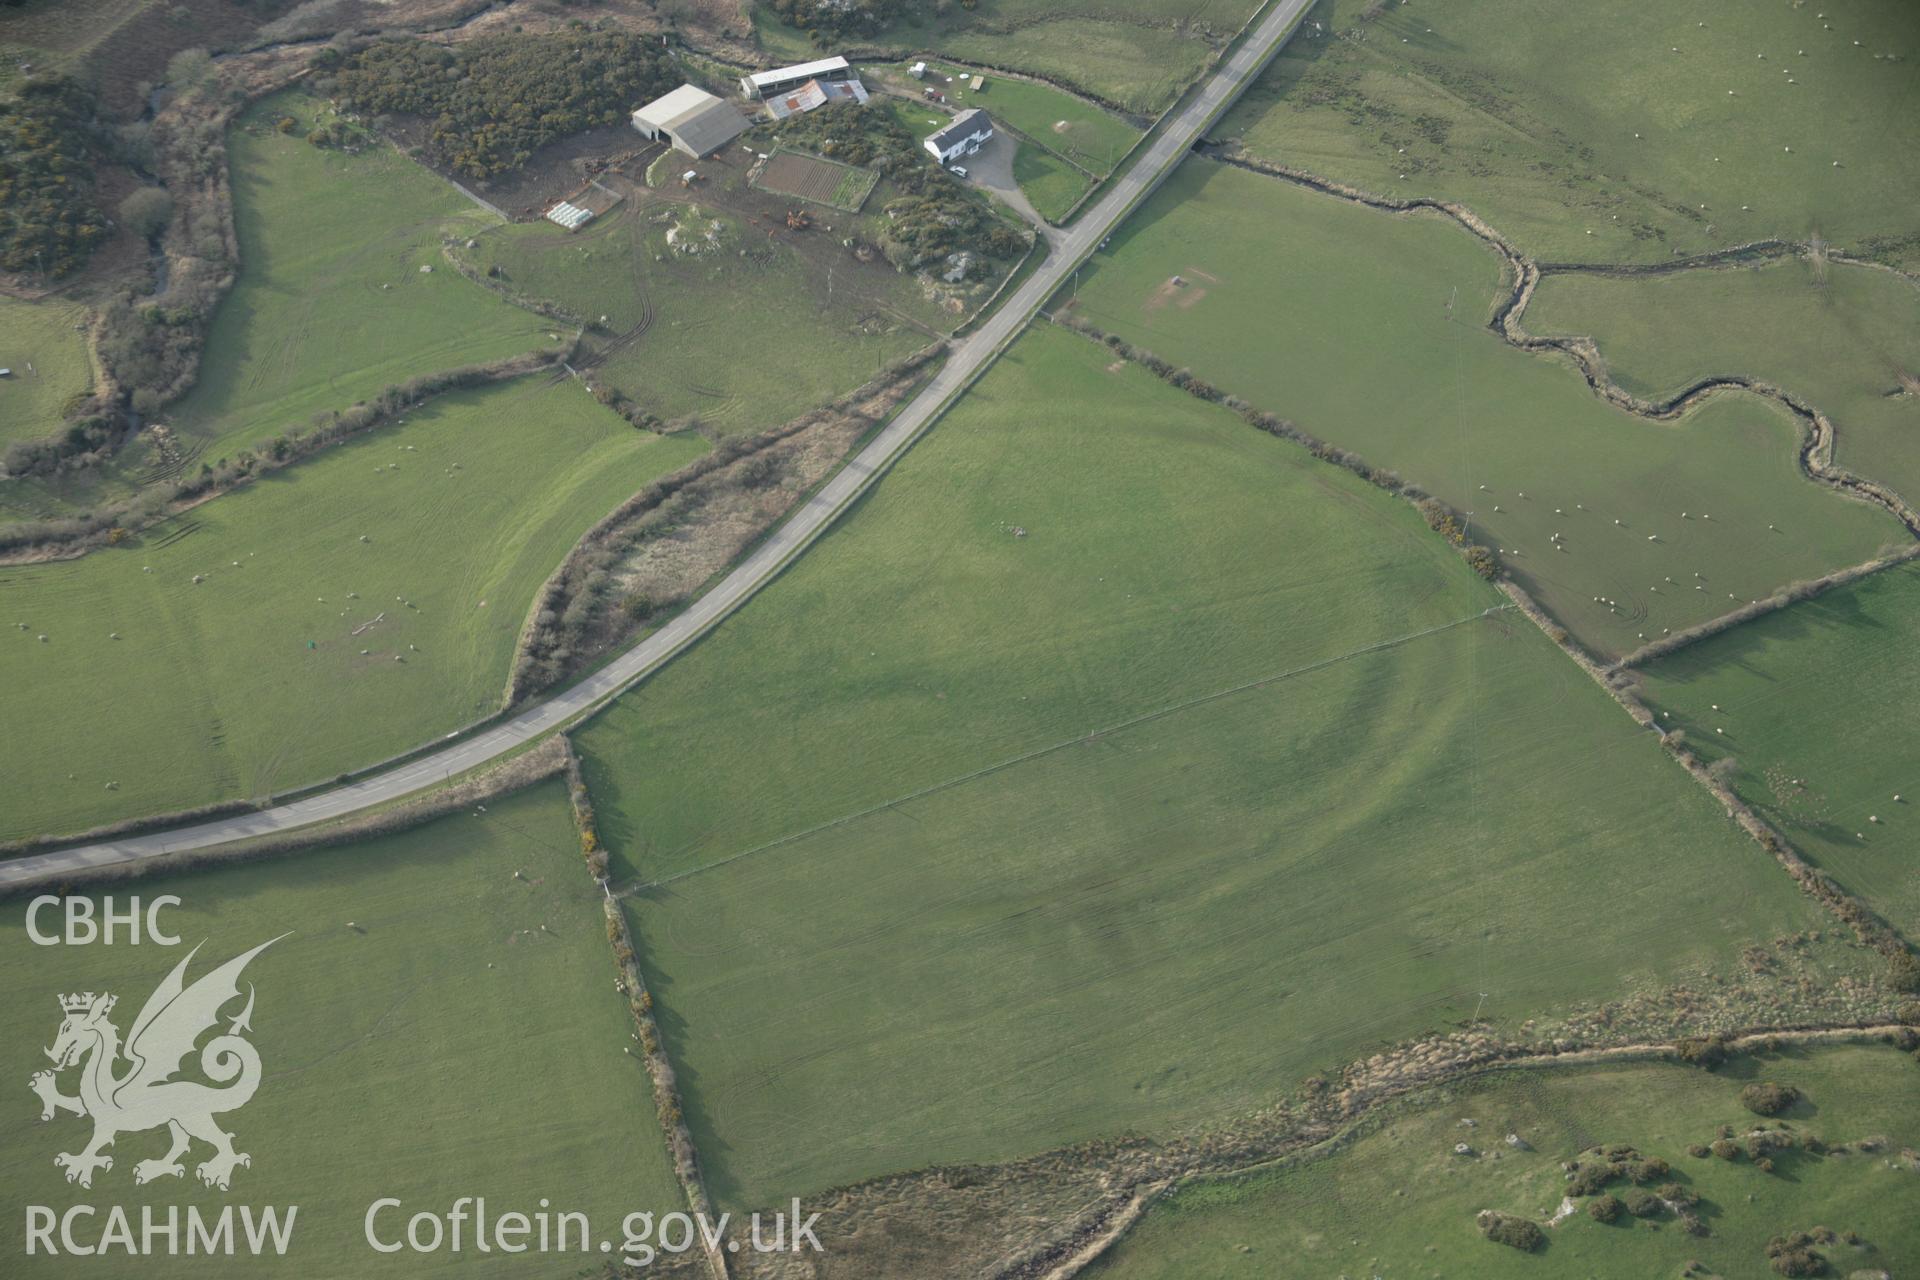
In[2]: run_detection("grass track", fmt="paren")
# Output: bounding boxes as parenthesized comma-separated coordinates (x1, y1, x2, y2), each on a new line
(1527, 258, 1920, 514)
(1639, 563, 1920, 938)
(0, 377, 705, 842)
(577, 324, 1835, 1209)
(1088, 1044, 1920, 1279)
(1066, 159, 1903, 658)
(1220, 0, 1920, 266)
(0, 779, 684, 1277)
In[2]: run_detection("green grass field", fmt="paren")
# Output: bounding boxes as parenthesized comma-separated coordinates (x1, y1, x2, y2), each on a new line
(759, 1, 1239, 114)
(1638, 563, 1920, 939)
(0, 296, 93, 448)
(166, 95, 561, 457)
(0, 779, 685, 1277)
(935, 20, 1210, 116)
(0, 376, 704, 842)
(2, 90, 562, 525)
(1527, 257, 1920, 513)
(455, 195, 935, 436)
(1219, 0, 1920, 267)
(938, 65, 1141, 173)
(1087, 1043, 1920, 1279)
(575, 324, 1838, 1210)
(1064, 159, 1904, 658)
(1011, 145, 1094, 222)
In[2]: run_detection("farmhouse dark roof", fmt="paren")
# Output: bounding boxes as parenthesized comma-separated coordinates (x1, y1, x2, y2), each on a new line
(926, 109, 991, 151)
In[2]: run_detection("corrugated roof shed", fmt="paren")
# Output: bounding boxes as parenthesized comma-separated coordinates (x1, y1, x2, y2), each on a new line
(744, 55, 851, 93)
(764, 77, 870, 121)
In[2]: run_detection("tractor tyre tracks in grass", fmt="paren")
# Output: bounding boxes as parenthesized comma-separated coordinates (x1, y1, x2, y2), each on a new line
(1049, 238, 1919, 967)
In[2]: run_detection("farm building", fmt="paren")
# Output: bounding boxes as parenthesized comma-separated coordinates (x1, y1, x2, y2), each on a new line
(631, 84, 751, 158)
(924, 109, 994, 165)
(740, 55, 856, 101)
(763, 76, 870, 121)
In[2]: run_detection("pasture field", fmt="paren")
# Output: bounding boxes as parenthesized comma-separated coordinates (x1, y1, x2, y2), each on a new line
(0, 376, 705, 843)
(3, 90, 560, 525)
(0, 779, 685, 1277)
(0, 296, 93, 449)
(1063, 160, 1904, 659)
(577, 324, 1837, 1209)
(1218, 0, 1920, 267)
(926, 63, 1141, 174)
(1011, 145, 1094, 224)
(454, 193, 939, 436)
(162, 93, 561, 460)
(1087, 1044, 1920, 1280)
(756, 1, 1241, 114)
(1638, 563, 1920, 938)
(1527, 257, 1920, 513)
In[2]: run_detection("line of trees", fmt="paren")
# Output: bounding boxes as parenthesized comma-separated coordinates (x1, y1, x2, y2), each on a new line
(322, 31, 679, 180)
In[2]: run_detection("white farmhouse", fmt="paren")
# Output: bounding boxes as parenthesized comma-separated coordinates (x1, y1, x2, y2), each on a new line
(923, 109, 993, 165)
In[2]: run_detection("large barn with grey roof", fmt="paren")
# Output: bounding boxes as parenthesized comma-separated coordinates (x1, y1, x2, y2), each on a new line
(631, 84, 751, 158)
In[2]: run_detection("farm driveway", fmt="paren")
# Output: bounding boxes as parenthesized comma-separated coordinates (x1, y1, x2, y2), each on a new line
(1, 0, 1319, 887)
(965, 129, 1050, 233)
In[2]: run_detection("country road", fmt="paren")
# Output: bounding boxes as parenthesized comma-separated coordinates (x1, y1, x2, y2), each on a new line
(0, 0, 1314, 889)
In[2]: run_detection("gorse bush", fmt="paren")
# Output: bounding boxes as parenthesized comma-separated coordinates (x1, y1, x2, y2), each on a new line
(1475, 1210, 1543, 1252)
(0, 77, 110, 277)
(1741, 1081, 1800, 1116)
(329, 32, 678, 180)
(763, 0, 913, 39)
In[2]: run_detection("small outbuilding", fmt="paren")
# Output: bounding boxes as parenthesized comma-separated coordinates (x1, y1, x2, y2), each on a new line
(923, 108, 993, 165)
(632, 84, 751, 158)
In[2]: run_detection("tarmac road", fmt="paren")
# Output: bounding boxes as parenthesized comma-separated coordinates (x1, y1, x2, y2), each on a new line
(0, 0, 1314, 889)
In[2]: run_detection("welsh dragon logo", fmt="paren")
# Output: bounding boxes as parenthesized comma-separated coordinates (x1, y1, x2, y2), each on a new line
(30, 936, 284, 1191)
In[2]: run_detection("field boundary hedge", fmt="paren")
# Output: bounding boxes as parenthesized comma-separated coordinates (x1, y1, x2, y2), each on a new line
(1497, 575, 1916, 967)
(507, 340, 948, 701)
(0, 346, 571, 563)
(1047, 311, 1498, 579)
(1054, 298, 1916, 1006)
(560, 739, 729, 1279)
(1205, 146, 1920, 547)
(1614, 543, 1920, 667)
